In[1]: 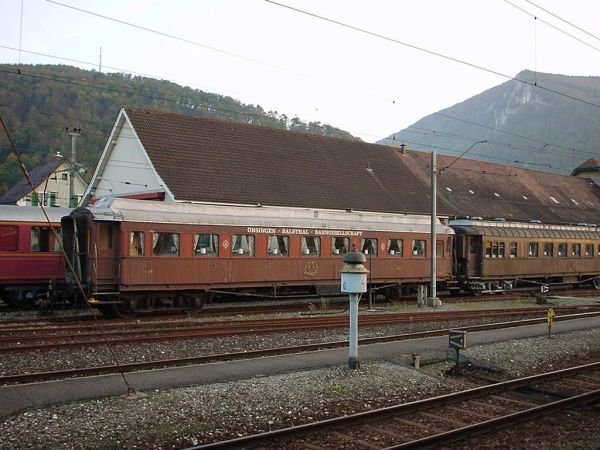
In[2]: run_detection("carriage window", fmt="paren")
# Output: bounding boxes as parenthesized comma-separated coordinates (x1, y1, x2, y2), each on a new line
(485, 242, 492, 258)
(498, 242, 505, 258)
(152, 232, 179, 256)
(510, 242, 518, 258)
(98, 223, 113, 249)
(129, 232, 145, 256)
(412, 240, 426, 257)
(387, 239, 403, 256)
(572, 243, 581, 257)
(232, 234, 254, 256)
(194, 234, 219, 256)
(331, 237, 349, 255)
(528, 242, 538, 257)
(585, 244, 594, 257)
(361, 238, 378, 256)
(31, 227, 58, 252)
(558, 243, 567, 257)
(268, 235, 289, 256)
(0, 225, 18, 251)
(301, 236, 320, 256)
(543, 243, 554, 257)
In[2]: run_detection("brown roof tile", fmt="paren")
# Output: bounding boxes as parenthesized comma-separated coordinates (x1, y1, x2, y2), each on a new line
(124, 107, 600, 225)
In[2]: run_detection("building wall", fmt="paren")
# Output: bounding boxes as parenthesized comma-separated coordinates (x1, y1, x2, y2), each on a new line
(16, 162, 88, 207)
(92, 119, 164, 199)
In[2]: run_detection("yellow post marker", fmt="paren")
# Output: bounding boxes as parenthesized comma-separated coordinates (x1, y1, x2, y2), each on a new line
(547, 308, 555, 339)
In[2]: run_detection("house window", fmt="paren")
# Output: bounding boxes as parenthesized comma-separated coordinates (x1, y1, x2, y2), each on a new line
(543, 243, 553, 257)
(387, 239, 403, 256)
(412, 240, 426, 257)
(129, 232, 144, 256)
(62, 173, 68, 181)
(152, 232, 179, 256)
(301, 236, 320, 256)
(510, 242, 518, 258)
(528, 242, 538, 257)
(558, 243, 567, 257)
(331, 237, 350, 255)
(194, 234, 218, 256)
(572, 243, 581, 257)
(585, 244, 594, 257)
(268, 235, 289, 256)
(0, 225, 19, 251)
(232, 234, 255, 256)
(361, 238, 378, 256)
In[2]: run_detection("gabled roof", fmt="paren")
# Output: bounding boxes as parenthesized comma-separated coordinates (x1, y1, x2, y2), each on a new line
(99, 107, 600, 226)
(124, 107, 440, 215)
(571, 157, 600, 176)
(402, 151, 600, 224)
(0, 159, 62, 204)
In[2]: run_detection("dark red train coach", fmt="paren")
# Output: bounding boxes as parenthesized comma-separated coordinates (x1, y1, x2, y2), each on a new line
(61, 198, 454, 315)
(0, 205, 71, 307)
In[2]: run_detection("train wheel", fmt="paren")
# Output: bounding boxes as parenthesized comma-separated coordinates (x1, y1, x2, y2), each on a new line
(593, 277, 600, 290)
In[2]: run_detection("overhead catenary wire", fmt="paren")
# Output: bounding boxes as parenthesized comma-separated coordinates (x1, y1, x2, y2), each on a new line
(0, 115, 138, 397)
(0, 65, 596, 171)
(265, 0, 600, 111)
(525, 0, 600, 44)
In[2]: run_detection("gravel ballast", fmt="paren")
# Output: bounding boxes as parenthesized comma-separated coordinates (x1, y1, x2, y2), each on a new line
(1, 325, 599, 449)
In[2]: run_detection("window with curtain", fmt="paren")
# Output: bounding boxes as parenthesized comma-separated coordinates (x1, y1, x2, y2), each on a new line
(152, 232, 179, 256)
(194, 234, 219, 256)
(301, 236, 320, 256)
(412, 240, 426, 257)
(232, 234, 255, 256)
(387, 239, 403, 256)
(361, 238, 377, 256)
(331, 237, 349, 255)
(129, 231, 144, 256)
(268, 235, 289, 256)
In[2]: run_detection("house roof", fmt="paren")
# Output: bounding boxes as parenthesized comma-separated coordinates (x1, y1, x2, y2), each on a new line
(402, 151, 600, 224)
(121, 107, 600, 225)
(571, 157, 600, 175)
(124, 107, 440, 215)
(0, 159, 62, 204)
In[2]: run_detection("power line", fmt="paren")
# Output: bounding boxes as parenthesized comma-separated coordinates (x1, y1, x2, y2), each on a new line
(525, 0, 600, 43)
(265, 0, 600, 111)
(504, 0, 600, 54)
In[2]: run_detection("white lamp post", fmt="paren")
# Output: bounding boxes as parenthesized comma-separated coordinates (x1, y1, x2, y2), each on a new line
(340, 250, 369, 369)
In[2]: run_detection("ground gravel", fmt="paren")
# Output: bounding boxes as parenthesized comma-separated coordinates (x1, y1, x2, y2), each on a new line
(1, 297, 599, 449)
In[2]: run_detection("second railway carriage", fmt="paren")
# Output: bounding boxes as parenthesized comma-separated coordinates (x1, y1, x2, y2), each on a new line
(0, 205, 71, 307)
(451, 219, 600, 294)
(61, 197, 455, 315)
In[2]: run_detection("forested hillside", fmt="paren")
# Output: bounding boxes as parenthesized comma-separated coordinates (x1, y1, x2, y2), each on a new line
(382, 70, 600, 175)
(0, 64, 356, 193)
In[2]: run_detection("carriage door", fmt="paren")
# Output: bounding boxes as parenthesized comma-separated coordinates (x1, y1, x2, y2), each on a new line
(94, 222, 120, 289)
(467, 236, 482, 278)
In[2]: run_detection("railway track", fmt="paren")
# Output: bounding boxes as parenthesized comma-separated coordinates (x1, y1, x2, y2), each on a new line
(1, 305, 599, 353)
(2, 310, 600, 385)
(188, 361, 600, 449)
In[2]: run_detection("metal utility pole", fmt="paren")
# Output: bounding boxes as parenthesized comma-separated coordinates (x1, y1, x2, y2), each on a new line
(430, 150, 437, 307)
(68, 128, 81, 208)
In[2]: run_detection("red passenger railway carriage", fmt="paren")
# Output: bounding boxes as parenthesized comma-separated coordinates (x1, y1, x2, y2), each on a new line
(61, 198, 455, 314)
(0, 205, 71, 307)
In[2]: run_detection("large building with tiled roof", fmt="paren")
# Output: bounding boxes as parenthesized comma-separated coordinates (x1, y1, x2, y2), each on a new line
(84, 107, 600, 226)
